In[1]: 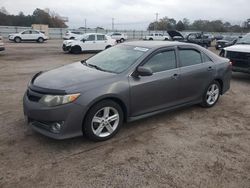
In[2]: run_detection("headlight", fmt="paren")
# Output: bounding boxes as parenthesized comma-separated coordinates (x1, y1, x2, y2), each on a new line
(39, 93, 80, 107)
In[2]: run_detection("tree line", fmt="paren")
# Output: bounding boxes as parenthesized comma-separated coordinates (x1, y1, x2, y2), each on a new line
(0, 7, 67, 28)
(148, 17, 250, 32)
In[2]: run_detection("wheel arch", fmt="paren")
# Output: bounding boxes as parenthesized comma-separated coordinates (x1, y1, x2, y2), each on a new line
(82, 95, 129, 128)
(214, 78, 223, 94)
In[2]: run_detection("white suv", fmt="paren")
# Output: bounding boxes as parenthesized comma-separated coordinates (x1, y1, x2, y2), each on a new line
(0, 36, 5, 51)
(63, 30, 84, 40)
(63, 33, 116, 54)
(144, 33, 170, 41)
(8, 29, 48, 43)
(107, 32, 128, 42)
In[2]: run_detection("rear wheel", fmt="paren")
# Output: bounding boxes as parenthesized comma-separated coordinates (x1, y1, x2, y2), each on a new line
(70, 46, 81, 54)
(37, 37, 44, 43)
(149, 38, 153, 40)
(14, 37, 21, 43)
(120, 38, 125, 43)
(201, 81, 221, 108)
(83, 100, 123, 141)
(105, 45, 111, 49)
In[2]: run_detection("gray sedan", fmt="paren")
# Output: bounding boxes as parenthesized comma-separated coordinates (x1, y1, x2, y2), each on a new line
(23, 41, 231, 141)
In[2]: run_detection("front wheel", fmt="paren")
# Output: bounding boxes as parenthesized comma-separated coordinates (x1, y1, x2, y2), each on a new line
(83, 100, 123, 141)
(201, 81, 221, 108)
(70, 46, 81, 54)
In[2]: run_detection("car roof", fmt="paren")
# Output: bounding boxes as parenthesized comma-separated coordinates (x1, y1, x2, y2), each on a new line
(123, 41, 196, 49)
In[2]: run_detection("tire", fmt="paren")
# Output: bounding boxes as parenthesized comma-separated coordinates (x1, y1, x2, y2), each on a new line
(201, 81, 221, 108)
(149, 38, 153, 40)
(83, 100, 124, 141)
(37, 37, 44, 43)
(120, 38, 125, 43)
(14, 37, 21, 43)
(70, 46, 81, 54)
(164, 38, 169, 41)
(105, 45, 111, 49)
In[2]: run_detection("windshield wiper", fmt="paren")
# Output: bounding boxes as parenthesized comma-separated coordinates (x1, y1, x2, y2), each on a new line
(237, 42, 250, 44)
(88, 63, 107, 72)
(81, 60, 116, 73)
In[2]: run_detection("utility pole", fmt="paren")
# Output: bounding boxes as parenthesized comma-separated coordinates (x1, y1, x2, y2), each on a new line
(154, 13, 159, 31)
(112, 18, 114, 31)
(84, 19, 87, 33)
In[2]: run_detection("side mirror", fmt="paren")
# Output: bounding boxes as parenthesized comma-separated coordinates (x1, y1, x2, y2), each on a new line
(136, 66, 153, 77)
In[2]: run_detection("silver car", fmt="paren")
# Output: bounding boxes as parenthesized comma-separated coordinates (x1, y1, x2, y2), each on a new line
(23, 41, 231, 141)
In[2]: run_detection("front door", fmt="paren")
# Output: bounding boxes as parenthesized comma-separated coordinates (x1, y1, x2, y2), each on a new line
(129, 49, 181, 117)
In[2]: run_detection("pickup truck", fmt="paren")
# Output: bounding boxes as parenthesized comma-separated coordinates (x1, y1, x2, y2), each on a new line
(220, 33, 250, 74)
(144, 33, 170, 41)
(167, 30, 212, 48)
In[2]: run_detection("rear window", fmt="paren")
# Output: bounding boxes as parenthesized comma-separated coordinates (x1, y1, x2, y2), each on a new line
(179, 49, 202, 67)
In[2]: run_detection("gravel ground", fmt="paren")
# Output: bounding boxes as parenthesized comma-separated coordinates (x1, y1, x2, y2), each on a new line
(0, 40, 250, 188)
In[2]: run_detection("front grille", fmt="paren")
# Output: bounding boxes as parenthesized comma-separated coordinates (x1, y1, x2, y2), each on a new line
(27, 88, 44, 102)
(226, 51, 250, 68)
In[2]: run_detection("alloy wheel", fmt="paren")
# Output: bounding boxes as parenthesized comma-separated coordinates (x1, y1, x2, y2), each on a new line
(91, 107, 120, 138)
(206, 84, 219, 105)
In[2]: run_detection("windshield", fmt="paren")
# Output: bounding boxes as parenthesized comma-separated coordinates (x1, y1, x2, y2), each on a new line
(85, 45, 148, 73)
(224, 36, 237, 41)
(237, 33, 250, 44)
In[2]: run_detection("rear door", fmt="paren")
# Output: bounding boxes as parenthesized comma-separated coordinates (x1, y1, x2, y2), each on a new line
(129, 48, 181, 116)
(31, 30, 40, 40)
(177, 46, 215, 103)
(96, 34, 108, 50)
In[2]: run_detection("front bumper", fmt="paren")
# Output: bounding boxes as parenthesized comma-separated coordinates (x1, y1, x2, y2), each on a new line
(23, 90, 86, 139)
(232, 66, 250, 74)
(62, 44, 71, 52)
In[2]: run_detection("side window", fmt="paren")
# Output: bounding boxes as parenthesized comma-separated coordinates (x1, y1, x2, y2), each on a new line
(22, 30, 30, 34)
(143, 50, 176, 73)
(31, 30, 39, 34)
(86, 35, 95, 41)
(155, 34, 159, 36)
(97, 35, 105, 41)
(202, 53, 212, 62)
(179, 49, 202, 67)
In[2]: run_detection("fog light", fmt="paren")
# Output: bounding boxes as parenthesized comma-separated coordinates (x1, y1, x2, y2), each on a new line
(51, 122, 63, 133)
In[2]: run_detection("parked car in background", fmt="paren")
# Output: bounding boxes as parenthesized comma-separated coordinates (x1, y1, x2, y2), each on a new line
(63, 33, 116, 54)
(0, 36, 5, 51)
(220, 33, 250, 74)
(214, 34, 224, 41)
(204, 33, 215, 41)
(63, 30, 84, 40)
(144, 33, 170, 40)
(8, 29, 48, 43)
(24, 41, 231, 141)
(215, 36, 238, 50)
(167, 31, 212, 48)
(107, 32, 128, 43)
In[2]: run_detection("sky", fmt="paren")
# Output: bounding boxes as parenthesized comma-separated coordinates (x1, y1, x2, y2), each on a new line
(0, 0, 249, 30)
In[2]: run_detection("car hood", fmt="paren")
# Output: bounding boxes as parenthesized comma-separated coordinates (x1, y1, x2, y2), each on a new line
(224, 44, 250, 53)
(32, 62, 116, 92)
(217, 40, 229, 43)
(167, 30, 184, 38)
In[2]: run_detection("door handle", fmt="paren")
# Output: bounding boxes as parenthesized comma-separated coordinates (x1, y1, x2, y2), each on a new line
(207, 66, 213, 71)
(171, 73, 179, 80)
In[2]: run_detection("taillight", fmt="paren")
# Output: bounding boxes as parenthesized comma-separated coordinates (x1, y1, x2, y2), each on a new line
(229, 61, 233, 66)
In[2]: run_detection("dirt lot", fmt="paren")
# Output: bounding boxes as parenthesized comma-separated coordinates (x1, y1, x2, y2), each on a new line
(0, 40, 250, 188)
